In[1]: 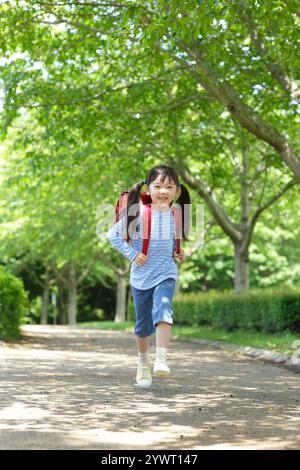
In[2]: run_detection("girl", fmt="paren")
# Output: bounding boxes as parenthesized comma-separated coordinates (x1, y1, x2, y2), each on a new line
(107, 165, 191, 388)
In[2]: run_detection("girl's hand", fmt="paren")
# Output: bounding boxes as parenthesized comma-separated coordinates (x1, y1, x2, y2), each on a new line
(173, 249, 186, 262)
(134, 252, 148, 266)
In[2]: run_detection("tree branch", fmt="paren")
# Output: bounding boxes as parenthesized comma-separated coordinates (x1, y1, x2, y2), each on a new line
(166, 155, 242, 244)
(241, 8, 300, 103)
(77, 254, 99, 285)
(256, 177, 298, 216)
(49, 260, 69, 288)
(248, 162, 268, 187)
(22, 65, 197, 109)
(226, 143, 242, 176)
(33, 1, 129, 8)
(243, 177, 298, 253)
(99, 251, 128, 277)
(31, 13, 110, 35)
(177, 42, 300, 181)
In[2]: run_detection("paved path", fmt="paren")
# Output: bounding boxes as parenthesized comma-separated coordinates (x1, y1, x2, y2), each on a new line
(0, 325, 299, 450)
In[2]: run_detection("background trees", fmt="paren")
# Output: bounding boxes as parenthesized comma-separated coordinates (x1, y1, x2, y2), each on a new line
(0, 1, 299, 323)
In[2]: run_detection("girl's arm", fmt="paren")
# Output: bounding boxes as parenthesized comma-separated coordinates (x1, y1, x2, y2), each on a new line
(107, 217, 139, 262)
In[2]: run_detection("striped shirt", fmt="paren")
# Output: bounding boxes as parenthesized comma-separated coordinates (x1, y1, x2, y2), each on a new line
(107, 206, 178, 290)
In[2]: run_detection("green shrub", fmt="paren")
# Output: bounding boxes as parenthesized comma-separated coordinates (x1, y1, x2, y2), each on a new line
(278, 293, 300, 331)
(172, 288, 300, 333)
(0, 267, 29, 340)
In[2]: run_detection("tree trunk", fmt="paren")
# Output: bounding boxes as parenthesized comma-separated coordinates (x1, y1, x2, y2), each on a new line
(58, 283, 67, 325)
(114, 275, 127, 323)
(40, 268, 50, 325)
(67, 261, 77, 325)
(234, 244, 250, 293)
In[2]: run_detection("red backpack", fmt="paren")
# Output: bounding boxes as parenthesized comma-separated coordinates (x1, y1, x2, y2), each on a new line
(115, 191, 182, 256)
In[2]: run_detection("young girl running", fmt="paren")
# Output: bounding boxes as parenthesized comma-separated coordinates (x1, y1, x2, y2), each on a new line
(107, 165, 191, 388)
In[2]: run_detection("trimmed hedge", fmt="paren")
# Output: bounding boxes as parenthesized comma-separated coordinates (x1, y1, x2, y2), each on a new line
(128, 287, 300, 333)
(0, 267, 28, 340)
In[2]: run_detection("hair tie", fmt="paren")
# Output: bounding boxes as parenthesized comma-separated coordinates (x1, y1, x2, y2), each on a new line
(144, 180, 147, 184)
(179, 183, 183, 188)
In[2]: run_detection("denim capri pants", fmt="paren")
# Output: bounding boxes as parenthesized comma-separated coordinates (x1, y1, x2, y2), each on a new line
(131, 278, 176, 337)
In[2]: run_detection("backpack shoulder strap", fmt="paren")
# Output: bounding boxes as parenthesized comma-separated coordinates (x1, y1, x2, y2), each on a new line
(141, 203, 152, 256)
(140, 204, 181, 256)
(171, 206, 181, 254)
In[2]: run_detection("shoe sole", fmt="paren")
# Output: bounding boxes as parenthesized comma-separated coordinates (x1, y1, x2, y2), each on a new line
(153, 370, 170, 378)
(135, 381, 152, 388)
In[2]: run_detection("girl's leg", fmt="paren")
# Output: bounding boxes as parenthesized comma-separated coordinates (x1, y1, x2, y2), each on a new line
(131, 285, 155, 388)
(152, 279, 176, 377)
(135, 335, 152, 388)
(136, 335, 150, 368)
(156, 321, 171, 348)
(154, 322, 171, 376)
(136, 335, 150, 354)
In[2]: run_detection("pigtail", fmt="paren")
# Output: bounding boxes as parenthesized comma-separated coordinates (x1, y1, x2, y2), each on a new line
(176, 183, 191, 242)
(126, 180, 145, 240)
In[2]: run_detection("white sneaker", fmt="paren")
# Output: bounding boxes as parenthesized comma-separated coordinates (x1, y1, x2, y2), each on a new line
(136, 361, 152, 388)
(153, 360, 170, 378)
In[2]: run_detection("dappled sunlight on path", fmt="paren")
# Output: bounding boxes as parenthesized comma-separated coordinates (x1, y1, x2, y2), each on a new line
(0, 325, 299, 449)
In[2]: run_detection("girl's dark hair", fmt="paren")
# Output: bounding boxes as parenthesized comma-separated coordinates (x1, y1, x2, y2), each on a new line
(126, 165, 191, 242)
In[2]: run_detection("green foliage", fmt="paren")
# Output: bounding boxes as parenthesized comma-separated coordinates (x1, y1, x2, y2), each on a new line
(0, 0, 299, 313)
(0, 266, 29, 339)
(77, 306, 105, 323)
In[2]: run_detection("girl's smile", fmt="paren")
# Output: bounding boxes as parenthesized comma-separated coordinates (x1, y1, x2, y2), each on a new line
(146, 176, 180, 210)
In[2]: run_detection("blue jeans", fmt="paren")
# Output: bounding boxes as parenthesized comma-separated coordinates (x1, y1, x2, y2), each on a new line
(131, 278, 176, 337)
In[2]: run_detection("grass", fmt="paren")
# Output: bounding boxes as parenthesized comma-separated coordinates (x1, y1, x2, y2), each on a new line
(78, 321, 299, 356)
(79, 321, 134, 331)
(172, 325, 299, 356)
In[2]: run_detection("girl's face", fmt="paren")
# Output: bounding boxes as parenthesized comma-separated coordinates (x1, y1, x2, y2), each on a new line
(146, 175, 180, 210)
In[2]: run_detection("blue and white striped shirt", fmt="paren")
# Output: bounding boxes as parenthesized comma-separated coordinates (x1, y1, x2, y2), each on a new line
(107, 206, 178, 290)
